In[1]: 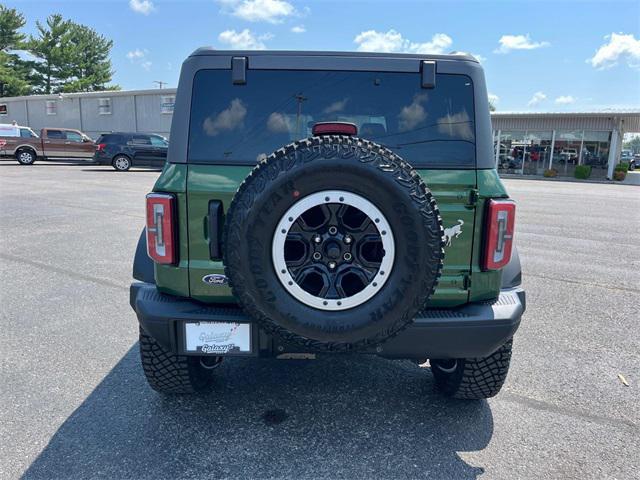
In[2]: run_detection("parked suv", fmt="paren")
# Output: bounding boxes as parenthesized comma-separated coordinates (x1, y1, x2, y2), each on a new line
(94, 132, 168, 171)
(130, 50, 525, 399)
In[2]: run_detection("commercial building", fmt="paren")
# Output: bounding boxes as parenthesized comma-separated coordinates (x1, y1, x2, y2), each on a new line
(1, 89, 638, 179)
(0, 88, 176, 139)
(492, 111, 640, 179)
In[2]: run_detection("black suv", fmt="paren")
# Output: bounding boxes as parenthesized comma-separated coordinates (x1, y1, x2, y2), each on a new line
(94, 132, 168, 171)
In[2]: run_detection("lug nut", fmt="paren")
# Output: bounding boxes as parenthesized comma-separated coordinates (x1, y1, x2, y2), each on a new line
(343, 252, 352, 261)
(328, 226, 338, 235)
(344, 235, 352, 244)
(328, 261, 337, 269)
(313, 252, 322, 261)
(313, 235, 322, 244)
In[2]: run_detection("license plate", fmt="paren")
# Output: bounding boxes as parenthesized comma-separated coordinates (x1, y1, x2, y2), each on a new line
(183, 321, 252, 355)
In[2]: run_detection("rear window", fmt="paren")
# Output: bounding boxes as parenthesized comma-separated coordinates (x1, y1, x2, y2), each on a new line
(188, 69, 475, 168)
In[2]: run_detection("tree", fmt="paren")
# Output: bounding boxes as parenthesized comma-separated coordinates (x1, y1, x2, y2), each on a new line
(0, 4, 26, 50)
(0, 5, 31, 96)
(62, 23, 117, 92)
(26, 14, 73, 94)
(623, 135, 640, 154)
(27, 15, 118, 94)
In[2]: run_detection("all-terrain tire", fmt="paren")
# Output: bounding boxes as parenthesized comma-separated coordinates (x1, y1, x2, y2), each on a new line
(223, 135, 444, 351)
(139, 327, 217, 394)
(431, 339, 513, 399)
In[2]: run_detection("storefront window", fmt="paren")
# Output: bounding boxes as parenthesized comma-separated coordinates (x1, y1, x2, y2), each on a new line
(496, 130, 552, 176)
(553, 130, 583, 177)
(523, 131, 553, 175)
(497, 131, 526, 175)
(581, 131, 611, 179)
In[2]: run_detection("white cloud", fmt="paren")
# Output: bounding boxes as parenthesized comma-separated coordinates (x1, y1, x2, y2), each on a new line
(266, 112, 291, 133)
(127, 49, 151, 70)
(555, 95, 576, 105)
(129, 0, 155, 15)
(588, 33, 640, 69)
(527, 91, 547, 107)
(354, 29, 453, 55)
(218, 29, 269, 50)
(203, 99, 247, 136)
(291, 25, 306, 34)
(488, 93, 499, 105)
(398, 93, 429, 131)
(219, 0, 296, 24)
(126, 49, 146, 60)
(437, 111, 474, 141)
(322, 98, 349, 114)
(494, 34, 550, 54)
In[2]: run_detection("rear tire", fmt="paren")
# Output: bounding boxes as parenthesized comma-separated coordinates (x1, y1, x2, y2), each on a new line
(16, 149, 36, 165)
(431, 339, 513, 399)
(139, 327, 219, 394)
(112, 155, 131, 171)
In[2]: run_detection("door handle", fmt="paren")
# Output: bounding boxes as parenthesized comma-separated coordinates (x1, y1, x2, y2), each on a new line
(64, 141, 71, 145)
(44, 140, 51, 144)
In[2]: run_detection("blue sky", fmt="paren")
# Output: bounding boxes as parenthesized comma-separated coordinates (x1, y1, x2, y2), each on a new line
(7, 0, 640, 111)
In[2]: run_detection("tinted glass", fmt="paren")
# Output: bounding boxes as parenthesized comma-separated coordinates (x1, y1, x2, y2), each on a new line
(66, 131, 83, 142)
(150, 135, 168, 147)
(47, 130, 64, 139)
(188, 69, 475, 167)
(130, 136, 151, 145)
(20, 128, 34, 138)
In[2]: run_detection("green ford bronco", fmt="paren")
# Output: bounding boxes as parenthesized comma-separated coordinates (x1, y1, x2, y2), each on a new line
(130, 50, 524, 399)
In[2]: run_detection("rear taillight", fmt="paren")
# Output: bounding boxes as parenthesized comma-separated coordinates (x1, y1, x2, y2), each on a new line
(482, 199, 516, 271)
(146, 193, 177, 264)
(96, 143, 106, 152)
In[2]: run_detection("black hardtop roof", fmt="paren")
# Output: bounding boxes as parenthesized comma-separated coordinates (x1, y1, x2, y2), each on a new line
(188, 48, 479, 63)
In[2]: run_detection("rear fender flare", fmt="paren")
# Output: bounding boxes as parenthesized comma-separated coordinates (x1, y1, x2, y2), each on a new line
(133, 228, 155, 283)
(501, 246, 522, 288)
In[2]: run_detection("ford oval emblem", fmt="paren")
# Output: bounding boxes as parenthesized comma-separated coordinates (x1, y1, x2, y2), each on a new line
(202, 274, 229, 286)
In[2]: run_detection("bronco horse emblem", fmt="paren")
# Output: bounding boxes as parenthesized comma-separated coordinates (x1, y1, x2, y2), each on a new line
(443, 219, 464, 247)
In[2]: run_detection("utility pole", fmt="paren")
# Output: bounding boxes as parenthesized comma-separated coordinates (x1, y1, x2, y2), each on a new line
(294, 93, 308, 139)
(153, 80, 167, 89)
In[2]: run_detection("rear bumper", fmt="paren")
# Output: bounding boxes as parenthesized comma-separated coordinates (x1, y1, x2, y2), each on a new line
(130, 282, 525, 359)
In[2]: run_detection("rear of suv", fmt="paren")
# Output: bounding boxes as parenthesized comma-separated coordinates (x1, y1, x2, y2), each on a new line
(94, 132, 168, 171)
(130, 50, 525, 399)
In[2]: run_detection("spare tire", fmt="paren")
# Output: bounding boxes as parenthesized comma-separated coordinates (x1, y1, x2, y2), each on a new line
(223, 135, 444, 350)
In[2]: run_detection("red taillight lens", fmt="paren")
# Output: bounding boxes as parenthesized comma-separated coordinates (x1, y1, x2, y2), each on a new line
(482, 199, 516, 271)
(146, 193, 177, 265)
(96, 143, 106, 152)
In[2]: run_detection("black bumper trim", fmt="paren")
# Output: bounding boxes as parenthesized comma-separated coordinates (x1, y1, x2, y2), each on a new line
(130, 282, 525, 359)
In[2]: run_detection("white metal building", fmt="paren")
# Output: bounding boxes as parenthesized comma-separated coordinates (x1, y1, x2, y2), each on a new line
(0, 88, 177, 140)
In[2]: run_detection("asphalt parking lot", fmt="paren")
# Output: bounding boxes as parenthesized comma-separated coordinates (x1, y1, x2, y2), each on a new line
(1, 161, 638, 479)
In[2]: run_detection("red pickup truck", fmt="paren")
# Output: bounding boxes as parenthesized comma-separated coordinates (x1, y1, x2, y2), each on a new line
(0, 124, 95, 165)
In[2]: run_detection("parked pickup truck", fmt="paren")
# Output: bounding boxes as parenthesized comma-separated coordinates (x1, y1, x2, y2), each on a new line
(0, 124, 95, 165)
